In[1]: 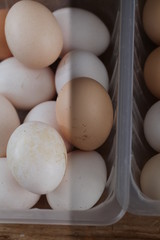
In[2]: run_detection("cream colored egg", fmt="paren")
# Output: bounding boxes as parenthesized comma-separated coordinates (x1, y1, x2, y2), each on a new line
(24, 101, 73, 152)
(47, 150, 107, 210)
(140, 153, 160, 200)
(5, 0, 63, 68)
(0, 57, 56, 109)
(55, 50, 109, 93)
(7, 122, 67, 195)
(0, 158, 40, 210)
(0, 94, 20, 157)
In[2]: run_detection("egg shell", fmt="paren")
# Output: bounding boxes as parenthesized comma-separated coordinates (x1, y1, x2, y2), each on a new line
(55, 50, 109, 93)
(24, 101, 73, 152)
(144, 101, 160, 152)
(5, 0, 63, 68)
(53, 7, 110, 56)
(0, 158, 40, 210)
(0, 9, 12, 60)
(7, 122, 67, 195)
(0, 57, 56, 109)
(143, 0, 160, 45)
(0, 94, 20, 157)
(144, 47, 160, 98)
(47, 150, 107, 210)
(140, 153, 160, 200)
(56, 77, 113, 151)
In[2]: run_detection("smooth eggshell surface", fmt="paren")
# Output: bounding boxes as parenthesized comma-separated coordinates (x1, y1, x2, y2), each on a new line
(144, 101, 160, 152)
(0, 9, 12, 60)
(47, 150, 107, 210)
(0, 57, 56, 109)
(55, 50, 109, 93)
(140, 153, 160, 200)
(0, 158, 40, 210)
(56, 77, 113, 151)
(24, 101, 73, 152)
(7, 122, 67, 195)
(53, 7, 110, 56)
(144, 47, 160, 98)
(143, 0, 160, 45)
(5, 0, 63, 68)
(0, 94, 20, 157)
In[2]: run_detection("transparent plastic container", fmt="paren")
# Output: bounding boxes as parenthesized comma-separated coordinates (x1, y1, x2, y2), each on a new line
(128, 0, 160, 216)
(0, 0, 134, 225)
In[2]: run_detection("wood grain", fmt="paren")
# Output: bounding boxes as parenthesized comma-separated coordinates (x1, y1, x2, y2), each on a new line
(0, 213, 160, 240)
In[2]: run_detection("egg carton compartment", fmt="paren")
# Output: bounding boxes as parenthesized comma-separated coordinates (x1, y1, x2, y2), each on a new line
(128, 0, 160, 215)
(0, 0, 134, 225)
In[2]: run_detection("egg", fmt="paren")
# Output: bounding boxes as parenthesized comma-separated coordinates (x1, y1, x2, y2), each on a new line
(143, 0, 160, 45)
(0, 158, 40, 210)
(56, 77, 113, 151)
(0, 9, 12, 60)
(0, 57, 56, 109)
(5, 0, 63, 68)
(24, 101, 73, 152)
(0, 94, 20, 157)
(144, 101, 160, 152)
(53, 7, 110, 56)
(144, 47, 160, 98)
(46, 150, 107, 210)
(140, 153, 160, 200)
(7, 122, 67, 195)
(55, 50, 109, 93)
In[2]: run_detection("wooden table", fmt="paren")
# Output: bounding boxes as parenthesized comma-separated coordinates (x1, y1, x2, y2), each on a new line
(0, 213, 160, 240)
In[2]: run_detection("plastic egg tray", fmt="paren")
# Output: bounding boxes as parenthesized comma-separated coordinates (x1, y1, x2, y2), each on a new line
(128, 0, 160, 216)
(0, 0, 143, 225)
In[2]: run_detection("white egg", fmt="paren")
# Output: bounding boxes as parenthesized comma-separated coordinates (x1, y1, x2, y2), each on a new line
(24, 101, 73, 152)
(0, 57, 56, 109)
(0, 94, 20, 157)
(7, 122, 67, 195)
(0, 158, 40, 210)
(144, 101, 160, 152)
(46, 150, 107, 210)
(55, 50, 109, 93)
(53, 8, 110, 56)
(140, 153, 160, 200)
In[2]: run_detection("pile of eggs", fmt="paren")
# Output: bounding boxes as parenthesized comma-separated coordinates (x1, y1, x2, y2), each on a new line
(0, 1, 113, 210)
(139, 0, 160, 201)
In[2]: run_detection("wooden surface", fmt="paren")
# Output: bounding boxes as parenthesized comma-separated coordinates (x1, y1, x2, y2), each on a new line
(0, 213, 160, 240)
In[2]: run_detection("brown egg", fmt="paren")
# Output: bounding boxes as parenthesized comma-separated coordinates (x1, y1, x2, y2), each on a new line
(143, 0, 160, 45)
(56, 77, 113, 151)
(0, 9, 12, 60)
(144, 47, 160, 98)
(140, 154, 160, 200)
